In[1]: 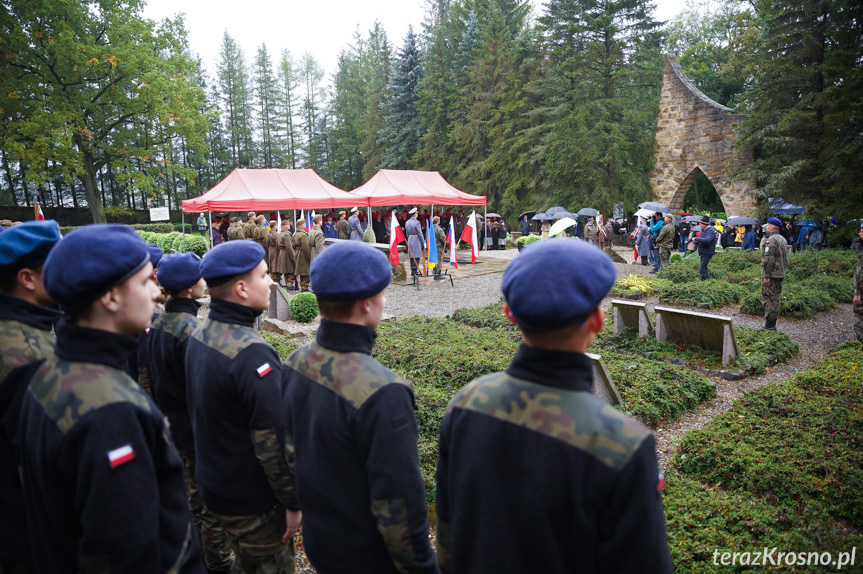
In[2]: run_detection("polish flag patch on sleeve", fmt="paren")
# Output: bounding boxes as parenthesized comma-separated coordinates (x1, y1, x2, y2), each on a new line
(256, 363, 273, 377)
(107, 445, 135, 469)
(657, 470, 665, 493)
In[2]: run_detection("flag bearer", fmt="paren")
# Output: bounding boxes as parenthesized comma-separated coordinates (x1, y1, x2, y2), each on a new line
(282, 241, 438, 574)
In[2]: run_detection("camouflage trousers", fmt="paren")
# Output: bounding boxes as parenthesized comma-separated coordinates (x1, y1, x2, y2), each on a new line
(854, 303, 863, 341)
(178, 449, 234, 572)
(210, 506, 295, 574)
(659, 247, 671, 269)
(761, 277, 784, 322)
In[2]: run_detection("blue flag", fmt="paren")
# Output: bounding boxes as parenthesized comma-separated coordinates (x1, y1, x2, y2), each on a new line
(427, 218, 438, 270)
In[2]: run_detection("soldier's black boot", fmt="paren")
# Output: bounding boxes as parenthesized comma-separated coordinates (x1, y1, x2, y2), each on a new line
(765, 319, 777, 330)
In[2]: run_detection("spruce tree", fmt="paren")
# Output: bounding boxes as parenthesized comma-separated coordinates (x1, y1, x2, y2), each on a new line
(276, 50, 301, 169)
(253, 43, 278, 169)
(379, 26, 424, 170)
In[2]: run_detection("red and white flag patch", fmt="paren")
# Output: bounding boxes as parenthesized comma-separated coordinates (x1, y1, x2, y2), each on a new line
(657, 470, 665, 493)
(256, 363, 272, 377)
(108, 445, 135, 469)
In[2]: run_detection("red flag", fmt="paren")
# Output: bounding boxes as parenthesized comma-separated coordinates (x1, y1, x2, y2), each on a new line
(35, 204, 45, 221)
(389, 211, 406, 266)
(458, 211, 479, 264)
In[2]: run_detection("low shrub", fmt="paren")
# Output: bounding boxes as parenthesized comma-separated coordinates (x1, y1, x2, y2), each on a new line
(785, 248, 858, 281)
(798, 274, 854, 303)
(734, 326, 800, 374)
(656, 279, 747, 308)
(180, 234, 209, 257)
(449, 300, 515, 331)
(609, 275, 670, 299)
(174, 223, 193, 234)
(656, 258, 701, 283)
(130, 223, 175, 234)
(740, 282, 835, 318)
(514, 233, 541, 247)
(59, 226, 82, 235)
(289, 292, 319, 323)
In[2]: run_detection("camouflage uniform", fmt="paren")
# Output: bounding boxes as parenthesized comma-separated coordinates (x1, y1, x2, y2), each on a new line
(335, 218, 350, 240)
(434, 223, 446, 275)
(436, 345, 672, 573)
(283, 320, 438, 574)
(254, 222, 268, 252)
(854, 249, 863, 340)
(186, 299, 298, 574)
(655, 222, 675, 270)
(243, 219, 257, 243)
(761, 231, 788, 325)
(15, 321, 203, 573)
(144, 298, 233, 572)
(0, 296, 62, 569)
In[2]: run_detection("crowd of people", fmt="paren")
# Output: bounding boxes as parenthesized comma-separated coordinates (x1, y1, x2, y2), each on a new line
(0, 220, 678, 574)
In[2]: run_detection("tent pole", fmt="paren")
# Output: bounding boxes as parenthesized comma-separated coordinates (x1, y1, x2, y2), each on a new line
(182, 211, 186, 251)
(483, 205, 487, 251)
(208, 211, 213, 250)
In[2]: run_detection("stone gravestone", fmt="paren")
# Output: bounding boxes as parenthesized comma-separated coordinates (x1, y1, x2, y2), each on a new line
(268, 284, 292, 321)
(612, 299, 653, 338)
(586, 353, 623, 405)
(654, 306, 739, 366)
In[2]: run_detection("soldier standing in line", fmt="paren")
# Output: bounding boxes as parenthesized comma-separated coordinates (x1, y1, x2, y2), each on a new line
(282, 242, 438, 574)
(144, 253, 234, 574)
(335, 210, 350, 240)
(15, 225, 203, 573)
(348, 207, 363, 241)
(761, 217, 789, 331)
(278, 220, 297, 291)
(254, 215, 269, 252)
(267, 220, 281, 285)
(853, 223, 863, 340)
(0, 221, 64, 573)
(292, 219, 312, 292)
(243, 212, 257, 241)
(186, 241, 300, 574)
(654, 213, 675, 273)
(405, 208, 425, 277)
(435, 239, 672, 574)
(309, 214, 326, 262)
(128, 243, 166, 396)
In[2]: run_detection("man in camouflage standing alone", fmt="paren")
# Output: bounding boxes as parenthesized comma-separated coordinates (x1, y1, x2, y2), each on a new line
(853, 223, 863, 340)
(654, 213, 675, 273)
(761, 217, 788, 331)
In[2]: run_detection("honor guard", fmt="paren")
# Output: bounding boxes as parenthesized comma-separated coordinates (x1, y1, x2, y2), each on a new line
(292, 219, 311, 292)
(283, 241, 438, 573)
(186, 241, 300, 573)
(15, 225, 203, 573)
(0, 221, 64, 572)
(435, 239, 672, 573)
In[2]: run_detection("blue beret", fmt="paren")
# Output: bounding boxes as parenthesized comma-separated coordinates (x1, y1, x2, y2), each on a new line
(147, 244, 164, 267)
(501, 239, 615, 333)
(157, 252, 203, 291)
(310, 241, 391, 301)
(767, 217, 783, 227)
(201, 241, 265, 287)
(43, 225, 150, 310)
(0, 220, 62, 281)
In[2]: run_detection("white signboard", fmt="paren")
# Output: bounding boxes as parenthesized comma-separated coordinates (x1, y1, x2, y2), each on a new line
(150, 206, 170, 221)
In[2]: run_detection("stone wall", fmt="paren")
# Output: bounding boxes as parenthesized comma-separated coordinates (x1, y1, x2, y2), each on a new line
(649, 55, 757, 216)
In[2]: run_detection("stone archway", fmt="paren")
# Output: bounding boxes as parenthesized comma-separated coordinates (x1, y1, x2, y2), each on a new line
(648, 54, 756, 216)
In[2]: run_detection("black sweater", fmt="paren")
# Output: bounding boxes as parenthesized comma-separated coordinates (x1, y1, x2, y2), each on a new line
(185, 299, 296, 515)
(436, 344, 673, 574)
(16, 321, 202, 573)
(283, 320, 438, 574)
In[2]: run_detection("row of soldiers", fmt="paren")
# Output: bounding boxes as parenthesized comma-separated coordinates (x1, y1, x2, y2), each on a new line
(0, 220, 673, 574)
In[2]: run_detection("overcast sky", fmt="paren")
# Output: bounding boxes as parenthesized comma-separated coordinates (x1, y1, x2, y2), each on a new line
(141, 0, 690, 80)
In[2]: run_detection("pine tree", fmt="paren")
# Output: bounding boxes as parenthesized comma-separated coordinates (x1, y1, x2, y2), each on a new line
(253, 43, 278, 168)
(360, 22, 392, 180)
(298, 53, 327, 171)
(379, 26, 424, 170)
(276, 50, 301, 169)
(216, 31, 255, 168)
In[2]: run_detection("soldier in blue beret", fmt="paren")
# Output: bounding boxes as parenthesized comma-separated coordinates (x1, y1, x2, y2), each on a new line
(0, 220, 64, 572)
(13, 224, 203, 573)
(186, 240, 300, 573)
(282, 242, 438, 574)
(143, 252, 234, 573)
(128, 242, 167, 396)
(435, 240, 672, 574)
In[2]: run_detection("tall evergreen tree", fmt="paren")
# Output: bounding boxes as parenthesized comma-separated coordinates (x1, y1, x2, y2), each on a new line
(276, 50, 301, 169)
(253, 43, 279, 168)
(328, 30, 370, 189)
(216, 31, 255, 168)
(299, 53, 327, 171)
(360, 22, 393, 180)
(379, 26, 424, 170)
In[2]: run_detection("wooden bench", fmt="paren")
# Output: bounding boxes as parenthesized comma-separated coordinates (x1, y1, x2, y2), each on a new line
(654, 306, 739, 366)
(611, 300, 653, 338)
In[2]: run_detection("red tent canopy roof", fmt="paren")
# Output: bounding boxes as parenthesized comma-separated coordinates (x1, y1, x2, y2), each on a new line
(181, 168, 363, 212)
(348, 170, 487, 207)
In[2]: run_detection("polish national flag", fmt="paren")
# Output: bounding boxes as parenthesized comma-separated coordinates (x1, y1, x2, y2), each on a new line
(257, 363, 273, 377)
(36, 204, 45, 221)
(107, 444, 135, 469)
(448, 216, 458, 269)
(458, 211, 479, 264)
(389, 210, 406, 266)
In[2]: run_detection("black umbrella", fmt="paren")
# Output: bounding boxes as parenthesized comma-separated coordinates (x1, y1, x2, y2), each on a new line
(518, 211, 535, 220)
(726, 216, 758, 226)
(546, 206, 568, 215)
(795, 219, 822, 227)
(639, 201, 671, 213)
(577, 207, 599, 217)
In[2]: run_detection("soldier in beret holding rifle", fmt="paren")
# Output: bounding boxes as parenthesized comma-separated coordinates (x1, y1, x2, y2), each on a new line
(282, 241, 438, 574)
(14, 225, 204, 573)
(0, 221, 64, 572)
(435, 239, 672, 574)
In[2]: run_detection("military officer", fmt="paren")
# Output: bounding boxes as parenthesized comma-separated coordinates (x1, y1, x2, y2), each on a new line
(348, 207, 363, 241)
(186, 241, 300, 573)
(654, 213, 675, 272)
(278, 220, 297, 290)
(254, 215, 268, 251)
(435, 239, 672, 573)
(15, 225, 203, 573)
(267, 220, 281, 285)
(309, 214, 326, 262)
(761, 217, 788, 331)
(243, 211, 257, 241)
(335, 210, 350, 240)
(405, 208, 425, 277)
(0, 221, 64, 572)
(282, 242, 438, 574)
(292, 219, 311, 292)
(144, 253, 234, 574)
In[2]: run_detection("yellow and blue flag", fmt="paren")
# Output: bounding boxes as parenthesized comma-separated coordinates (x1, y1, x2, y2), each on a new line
(427, 218, 438, 270)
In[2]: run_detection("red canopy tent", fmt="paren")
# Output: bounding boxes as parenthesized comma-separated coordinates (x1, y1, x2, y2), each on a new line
(348, 170, 486, 207)
(181, 168, 365, 212)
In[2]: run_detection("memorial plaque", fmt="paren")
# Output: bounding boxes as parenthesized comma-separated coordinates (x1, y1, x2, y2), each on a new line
(268, 284, 292, 321)
(586, 352, 623, 405)
(612, 299, 653, 337)
(654, 306, 739, 366)
(149, 206, 170, 221)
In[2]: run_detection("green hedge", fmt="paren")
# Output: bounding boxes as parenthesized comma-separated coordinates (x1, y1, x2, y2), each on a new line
(740, 282, 836, 318)
(514, 233, 541, 246)
(289, 292, 319, 323)
(656, 279, 747, 308)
